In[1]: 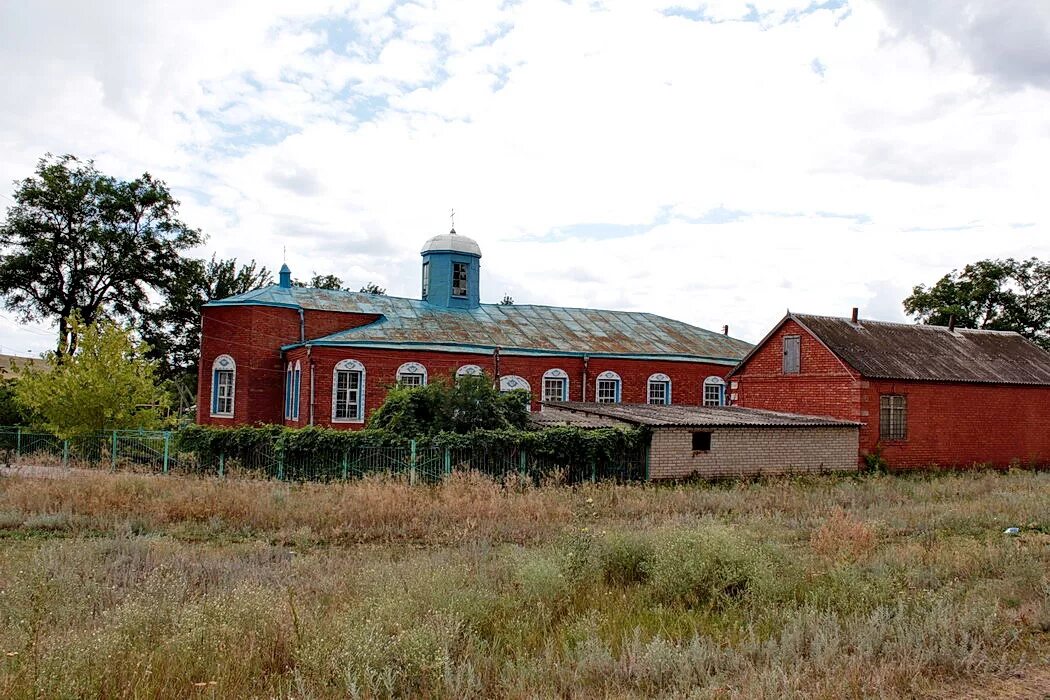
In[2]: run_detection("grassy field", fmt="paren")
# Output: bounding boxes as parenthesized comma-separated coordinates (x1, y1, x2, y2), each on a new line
(0, 468, 1048, 698)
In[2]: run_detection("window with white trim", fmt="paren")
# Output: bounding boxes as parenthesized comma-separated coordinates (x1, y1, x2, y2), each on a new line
(542, 368, 569, 403)
(595, 371, 621, 403)
(421, 261, 430, 300)
(456, 364, 483, 379)
(647, 373, 671, 405)
(703, 376, 726, 407)
(210, 355, 235, 417)
(284, 361, 302, 420)
(396, 361, 428, 387)
(332, 359, 365, 422)
(499, 375, 531, 409)
(880, 394, 907, 440)
(452, 262, 468, 297)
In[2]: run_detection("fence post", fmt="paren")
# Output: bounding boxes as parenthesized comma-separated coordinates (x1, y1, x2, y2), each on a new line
(15, 427, 21, 458)
(644, 444, 651, 482)
(276, 451, 284, 481)
(591, 458, 597, 484)
(111, 431, 117, 471)
(341, 450, 348, 481)
(218, 451, 225, 479)
(409, 439, 417, 486)
(443, 447, 451, 478)
(162, 432, 170, 475)
(519, 449, 527, 479)
(62, 440, 69, 468)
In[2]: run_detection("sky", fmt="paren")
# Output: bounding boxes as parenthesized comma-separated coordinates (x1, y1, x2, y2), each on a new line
(1, 0, 1048, 356)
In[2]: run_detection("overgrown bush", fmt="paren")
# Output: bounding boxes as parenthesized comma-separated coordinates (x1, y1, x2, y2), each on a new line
(367, 373, 530, 435)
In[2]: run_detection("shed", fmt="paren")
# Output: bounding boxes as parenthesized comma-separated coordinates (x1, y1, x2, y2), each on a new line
(537, 402, 860, 479)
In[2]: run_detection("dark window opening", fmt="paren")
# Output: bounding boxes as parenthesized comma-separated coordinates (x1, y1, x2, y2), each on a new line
(691, 431, 712, 451)
(783, 335, 801, 374)
(421, 261, 429, 300)
(452, 262, 468, 297)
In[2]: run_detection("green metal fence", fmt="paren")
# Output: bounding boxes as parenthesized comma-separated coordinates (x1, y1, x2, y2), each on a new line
(0, 427, 649, 484)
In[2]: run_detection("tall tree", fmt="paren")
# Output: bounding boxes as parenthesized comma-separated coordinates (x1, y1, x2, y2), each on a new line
(295, 274, 345, 290)
(904, 257, 1050, 349)
(143, 255, 271, 387)
(15, 316, 168, 440)
(0, 154, 203, 357)
(359, 282, 386, 295)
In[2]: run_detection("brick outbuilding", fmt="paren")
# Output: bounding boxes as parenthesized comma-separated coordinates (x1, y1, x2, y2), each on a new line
(728, 312, 1050, 469)
(535, 402, 860, 479)
(197, 230, 753, 429)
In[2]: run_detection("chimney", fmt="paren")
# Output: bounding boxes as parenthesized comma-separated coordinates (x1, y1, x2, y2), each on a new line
(850, 307, 859, 324)
(722, 324, 729, 336)
(948, 314, 956, 333)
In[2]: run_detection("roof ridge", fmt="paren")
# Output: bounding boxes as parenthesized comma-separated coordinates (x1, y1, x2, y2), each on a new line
(793, 312, 1021, 336)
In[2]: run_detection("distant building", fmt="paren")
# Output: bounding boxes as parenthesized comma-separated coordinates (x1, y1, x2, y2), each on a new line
(535, 402, 859, 479)
(729, 311, 1050, 468)
(0, 353, 47, 379)
(197, 230, 752, 429)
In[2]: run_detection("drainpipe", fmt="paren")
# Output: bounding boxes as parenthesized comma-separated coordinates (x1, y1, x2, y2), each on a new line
(298, 308, 305, 343)
(582, 355, 589, 402)
(493, 346, 501, 385)
(308, 345, 315, 426)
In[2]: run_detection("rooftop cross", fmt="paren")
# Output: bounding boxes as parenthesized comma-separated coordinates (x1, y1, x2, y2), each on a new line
(450, 208, 456, 234)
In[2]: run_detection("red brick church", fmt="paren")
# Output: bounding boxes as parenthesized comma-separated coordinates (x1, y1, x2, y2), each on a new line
(197, 230, 753, 429)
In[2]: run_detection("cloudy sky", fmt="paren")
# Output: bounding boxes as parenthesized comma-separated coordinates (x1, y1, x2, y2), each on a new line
(1, 0, 1048, 355)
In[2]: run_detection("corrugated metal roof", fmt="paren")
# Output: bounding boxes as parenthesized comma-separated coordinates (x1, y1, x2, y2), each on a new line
(794, 314, 1050, 386)
(544, 402, 859, 428)
(207, 285, 753, 361)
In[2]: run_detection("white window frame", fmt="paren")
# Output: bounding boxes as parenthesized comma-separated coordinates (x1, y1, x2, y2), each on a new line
(542, 368, 569, 403)
(703, 376, 726, 407)
(210, 354, 236, 418)
(595, 370, 621, 404)
(421, 260, 430, 300)
(332, 359, 366, 423)
(647, 373, 671, 405)
(499, 375, 531, 410)
(396, 361, 428, 387)
(456, 364, 483, 379)
(291, 361, 301, 420)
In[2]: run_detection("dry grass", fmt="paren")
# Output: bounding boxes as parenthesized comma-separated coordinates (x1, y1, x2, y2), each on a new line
(0, 468, 1048, 698)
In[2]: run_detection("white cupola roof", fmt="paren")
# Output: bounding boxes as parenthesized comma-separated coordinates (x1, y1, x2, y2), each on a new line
(420, 230, 482, 257)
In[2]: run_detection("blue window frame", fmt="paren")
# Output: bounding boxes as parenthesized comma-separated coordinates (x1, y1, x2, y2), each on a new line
(647, 373, 671, 405)
(595, 371, 621, 403)
(703, 377, 726, 406)
(210, 354, 235, 417)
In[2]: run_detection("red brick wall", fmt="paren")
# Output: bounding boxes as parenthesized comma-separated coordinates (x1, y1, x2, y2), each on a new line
(861, 380, 1050, 468)
(731, 319, 863, 421)
(732, 318, 1050, 469)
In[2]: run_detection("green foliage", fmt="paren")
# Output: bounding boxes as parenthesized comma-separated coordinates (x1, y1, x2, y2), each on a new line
(0, 378, 33, 425)
(904, 257, 1050, 349)
(368, 374, 530, 435)
(294, 274, 347, 290)
(14, 317, 169, 440)
(143, 255, 271, 386)
(359, 282, 386, 295)
(0, 153, 203, 357)
(500, 293, 514, 305)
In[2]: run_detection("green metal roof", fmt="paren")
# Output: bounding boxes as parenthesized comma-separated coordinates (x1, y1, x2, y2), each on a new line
(207, 285, 753, 362)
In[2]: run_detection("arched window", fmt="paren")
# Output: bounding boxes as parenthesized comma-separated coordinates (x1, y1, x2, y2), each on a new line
(703, 376, 726, 406)
(456, 364, 483, 379)
(396, 362, 428, 387)
(332, 359, 366, 423)
(647, 373, 671, 405)
(542, 368, 569, 403)
(595, 370, 621, 404)
(210, 354, 236, 418)
(499, 375, 530, 393)
(284, 361, 302, 420)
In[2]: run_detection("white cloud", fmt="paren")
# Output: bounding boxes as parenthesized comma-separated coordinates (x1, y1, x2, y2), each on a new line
(1, 0, 1048, 356)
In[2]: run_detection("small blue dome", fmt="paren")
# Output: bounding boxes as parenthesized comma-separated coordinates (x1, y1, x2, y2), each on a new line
(421, 232, 481, 258)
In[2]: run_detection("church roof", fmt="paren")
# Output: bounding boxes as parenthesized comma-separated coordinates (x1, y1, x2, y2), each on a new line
(421, 231, 482, 257)
(206, 285, 752, 362)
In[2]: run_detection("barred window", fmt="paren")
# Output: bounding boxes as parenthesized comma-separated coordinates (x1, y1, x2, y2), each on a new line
(879, 394, 907, 440)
